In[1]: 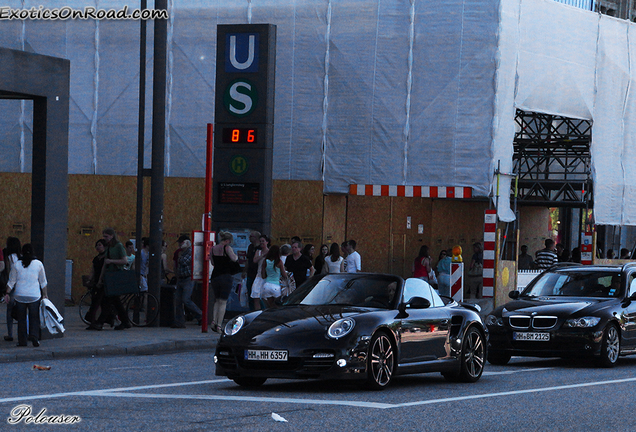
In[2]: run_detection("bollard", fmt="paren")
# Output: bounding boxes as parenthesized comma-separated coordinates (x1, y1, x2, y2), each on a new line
(451, 262, 464, 302)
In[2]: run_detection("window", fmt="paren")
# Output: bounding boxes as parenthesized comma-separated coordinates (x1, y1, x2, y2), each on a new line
(403, 278, 443, 307)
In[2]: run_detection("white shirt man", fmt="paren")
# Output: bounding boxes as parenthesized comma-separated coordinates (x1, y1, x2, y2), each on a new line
(345, 241, 361, 273)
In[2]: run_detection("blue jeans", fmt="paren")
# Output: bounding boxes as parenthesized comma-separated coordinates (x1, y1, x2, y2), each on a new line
(174, 278, 201, 326)
(14, 300, 40, 346)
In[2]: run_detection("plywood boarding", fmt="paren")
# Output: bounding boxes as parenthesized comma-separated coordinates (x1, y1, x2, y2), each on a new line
(322, 194, 347, 247)
(346, 195, 392, 274)
(431, 200, 490, 264)
(271, 180, 323, 247)
(0, 173, 32, 245)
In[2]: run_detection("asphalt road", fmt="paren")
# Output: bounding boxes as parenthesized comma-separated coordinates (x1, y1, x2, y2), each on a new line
(1, 351, 636, 431)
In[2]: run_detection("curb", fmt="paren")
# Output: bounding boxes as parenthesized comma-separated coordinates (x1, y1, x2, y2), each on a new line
(0, 338, 220, 363)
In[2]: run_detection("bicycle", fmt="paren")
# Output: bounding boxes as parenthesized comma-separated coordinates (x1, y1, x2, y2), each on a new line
(78, 276, 103, 325)
(79, 276, 158, 327)
(123, 290, 159, 327)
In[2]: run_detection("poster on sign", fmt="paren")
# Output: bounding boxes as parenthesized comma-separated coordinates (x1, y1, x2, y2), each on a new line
(580, 232, 593, 265)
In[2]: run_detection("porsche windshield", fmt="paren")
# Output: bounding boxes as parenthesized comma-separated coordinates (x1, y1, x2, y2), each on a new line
(283, 274, 400, 309)
(522, 270, 623, 298)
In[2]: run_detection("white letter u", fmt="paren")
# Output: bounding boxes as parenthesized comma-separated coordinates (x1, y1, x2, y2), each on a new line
(229, 35, 255, 70)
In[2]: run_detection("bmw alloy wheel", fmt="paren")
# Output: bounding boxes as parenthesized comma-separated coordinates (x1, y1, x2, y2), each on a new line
(599, 324, 620, 367)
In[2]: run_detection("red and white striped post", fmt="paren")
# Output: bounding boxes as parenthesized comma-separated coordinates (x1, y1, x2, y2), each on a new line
(450, 262, 464, 302)
(483, 209, 497, 298)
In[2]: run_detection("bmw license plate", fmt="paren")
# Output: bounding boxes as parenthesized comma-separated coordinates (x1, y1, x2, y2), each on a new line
(513, 332, 550, 341)
(245, 350, 288, 361)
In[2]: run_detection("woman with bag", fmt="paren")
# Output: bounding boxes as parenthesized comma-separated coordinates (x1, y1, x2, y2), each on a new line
(250, 235, 270, 311)
(260, 245, 287, 309)
(210, 231, 239, 333)
(3, 244, 47, 347)
(84, 239, 109, 325)
(87, 228, 132, 331)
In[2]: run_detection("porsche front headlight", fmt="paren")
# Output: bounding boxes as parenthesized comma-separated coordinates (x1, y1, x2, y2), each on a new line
(225, 316, 245, 336)
(327, 318, 355, 339)
(563, 317, 601, 328)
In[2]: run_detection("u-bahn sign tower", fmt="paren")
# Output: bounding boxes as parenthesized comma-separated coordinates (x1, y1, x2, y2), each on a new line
(213, 24, 276, 235)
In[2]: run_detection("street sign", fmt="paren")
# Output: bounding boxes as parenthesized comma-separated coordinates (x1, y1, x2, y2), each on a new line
(213, 24, 276, 235)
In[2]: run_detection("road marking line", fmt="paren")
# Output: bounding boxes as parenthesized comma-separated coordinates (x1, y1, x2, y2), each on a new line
(393, 376, 636, 408)
(3, 375, 636, 409)
(483, 367, 554, 375)
(79, 392, 394, 409)
(108, 364, 173, 371)
(0, 379, 229, 404)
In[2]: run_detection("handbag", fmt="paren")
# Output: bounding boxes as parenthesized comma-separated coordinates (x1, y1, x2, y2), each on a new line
(103, 270, 139, 296)
(228, 259, 242, 275)
(428, 269, 438, 285)
(468, 263, 484, 276)
(280, 272, 296, 297)
(220, 245, 242, 275)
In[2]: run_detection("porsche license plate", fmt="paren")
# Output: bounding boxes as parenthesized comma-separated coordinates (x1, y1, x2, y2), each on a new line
(245, 350, 288, 361)
(513, 332, 550, 341)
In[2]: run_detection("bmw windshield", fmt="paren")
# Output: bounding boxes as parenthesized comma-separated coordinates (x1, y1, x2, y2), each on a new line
(522, 270, 623, 298)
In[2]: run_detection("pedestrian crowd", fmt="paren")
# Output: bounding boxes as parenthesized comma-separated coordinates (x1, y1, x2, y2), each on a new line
(7, 224, 612, 346)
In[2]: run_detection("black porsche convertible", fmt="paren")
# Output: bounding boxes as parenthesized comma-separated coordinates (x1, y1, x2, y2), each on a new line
(487, 263, 636, 367)
(214, 273, 487, 389)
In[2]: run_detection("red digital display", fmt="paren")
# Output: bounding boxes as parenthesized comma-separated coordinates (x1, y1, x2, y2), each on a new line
(222, 127, 258, 144)
(218, 182, 260, 205)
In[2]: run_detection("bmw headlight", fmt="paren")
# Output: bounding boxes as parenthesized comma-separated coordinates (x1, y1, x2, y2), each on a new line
(327, 318, 355, 339)
(485, 314, 503, 327)
(224, 316, 245, 336)
(563, 317, 601, 328)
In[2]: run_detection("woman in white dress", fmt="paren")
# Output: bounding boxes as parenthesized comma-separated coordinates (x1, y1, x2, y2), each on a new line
(260, 245, 288, 309)
(326, 242, 344, 273)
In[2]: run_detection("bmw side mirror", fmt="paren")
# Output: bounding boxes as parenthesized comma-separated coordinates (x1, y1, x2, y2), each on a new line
(509, 291, 520, 299)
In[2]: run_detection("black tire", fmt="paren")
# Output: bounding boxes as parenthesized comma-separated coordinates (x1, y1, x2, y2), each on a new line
(126, 293, 159, 327)
(233, 377, 267, 387)
(597, 324, 620, 368)
(444, 326, 485, 383)
(78, 292, 93, 325)
(487, 352, 511, 366)
(366, 332, 396, 390)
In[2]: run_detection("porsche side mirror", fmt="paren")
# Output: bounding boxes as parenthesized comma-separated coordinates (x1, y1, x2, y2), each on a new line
(509, 291, 520, 299)
(407, 297, 431, 309)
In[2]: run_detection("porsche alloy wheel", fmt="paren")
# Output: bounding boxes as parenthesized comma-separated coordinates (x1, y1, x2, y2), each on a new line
(367, 332, 395, 390)
(445, 326, 485, 383)
(598, 324, 620, 368)
(461, 327, 485, 381)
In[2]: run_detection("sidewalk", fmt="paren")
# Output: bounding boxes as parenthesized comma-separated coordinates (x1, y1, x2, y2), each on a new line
(0, 299, 494, 364)
(0, 306, 221, 363)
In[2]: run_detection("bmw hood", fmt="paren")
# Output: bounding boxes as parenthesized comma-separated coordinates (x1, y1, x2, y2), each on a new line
(499, 298, 612, 317)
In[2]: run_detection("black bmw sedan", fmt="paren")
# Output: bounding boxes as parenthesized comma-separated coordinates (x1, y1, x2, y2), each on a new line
(214, 273, 487, 389)
(487, 263, 636, 367)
